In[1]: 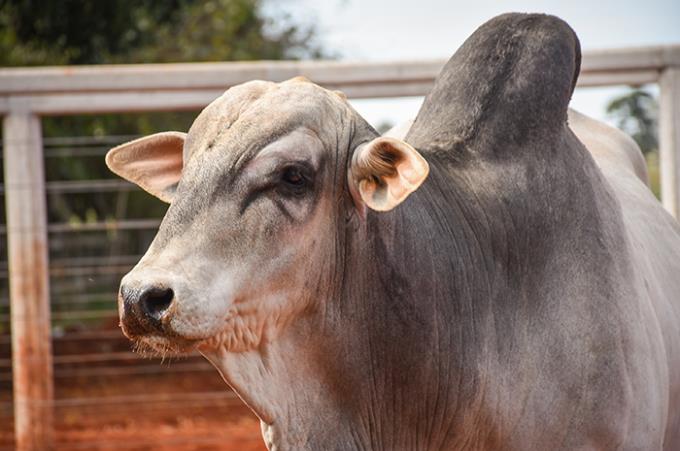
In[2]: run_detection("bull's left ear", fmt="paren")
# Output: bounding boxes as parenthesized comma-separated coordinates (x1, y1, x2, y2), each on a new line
(349, 136, 429, 212)
(105, 131, 186, 203)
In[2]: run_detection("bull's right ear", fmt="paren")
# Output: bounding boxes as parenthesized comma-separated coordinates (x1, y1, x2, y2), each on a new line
(105, 132, 186, 203)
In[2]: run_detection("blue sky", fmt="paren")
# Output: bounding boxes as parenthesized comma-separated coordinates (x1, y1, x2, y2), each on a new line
(275, 0, 680, 128)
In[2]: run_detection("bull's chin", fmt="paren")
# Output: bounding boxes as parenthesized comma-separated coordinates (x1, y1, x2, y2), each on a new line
(126, 332, 201, 357)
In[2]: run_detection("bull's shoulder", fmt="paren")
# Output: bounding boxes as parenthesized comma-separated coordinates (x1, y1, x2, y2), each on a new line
(567, 108, 649, 185)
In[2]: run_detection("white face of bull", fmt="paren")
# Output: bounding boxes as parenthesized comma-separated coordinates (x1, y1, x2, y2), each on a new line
(106, 77, 429, 356)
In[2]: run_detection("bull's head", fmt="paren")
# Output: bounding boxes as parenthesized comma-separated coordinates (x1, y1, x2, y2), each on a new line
(106, 77, 429, 357)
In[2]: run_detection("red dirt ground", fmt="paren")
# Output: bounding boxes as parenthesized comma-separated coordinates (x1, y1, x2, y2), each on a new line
(0, 326, 268, 450)
(1, 376, 267, 450)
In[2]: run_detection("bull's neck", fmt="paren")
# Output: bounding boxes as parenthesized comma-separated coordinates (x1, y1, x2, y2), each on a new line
(201, 328, 378, 450)
(331, 157, 504, 449)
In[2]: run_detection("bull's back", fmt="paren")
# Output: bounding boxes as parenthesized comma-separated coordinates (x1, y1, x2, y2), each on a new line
(580, 111, 680, 448)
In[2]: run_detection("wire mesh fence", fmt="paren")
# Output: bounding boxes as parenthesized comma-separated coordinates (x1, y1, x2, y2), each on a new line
(0, 131, 264, 450)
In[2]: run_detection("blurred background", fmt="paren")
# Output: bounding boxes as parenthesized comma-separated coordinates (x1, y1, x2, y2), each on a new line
(0, 0, 678, 449)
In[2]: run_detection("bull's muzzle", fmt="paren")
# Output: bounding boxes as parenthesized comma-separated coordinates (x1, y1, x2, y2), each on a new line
(119, 283, 175, 336)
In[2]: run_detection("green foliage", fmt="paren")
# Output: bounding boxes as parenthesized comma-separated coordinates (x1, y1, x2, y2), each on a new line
(117, 0, 327, 63)
(606, 88, 660, 198)
(0, 0, 326, 66)
(0, 0, 187, 65)
(606, 89, 658, 155)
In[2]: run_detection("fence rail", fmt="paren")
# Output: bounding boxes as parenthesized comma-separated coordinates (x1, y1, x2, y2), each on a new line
(1, 45, 680, 450)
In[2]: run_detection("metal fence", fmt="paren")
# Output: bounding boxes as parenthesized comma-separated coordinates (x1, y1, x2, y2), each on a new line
(0, 134, 263, 450)
(1, 45, 679, 449)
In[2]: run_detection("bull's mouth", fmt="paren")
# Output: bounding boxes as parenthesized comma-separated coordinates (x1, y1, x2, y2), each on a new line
(120, 311, 201, 356)
(124, 330, 201, 357)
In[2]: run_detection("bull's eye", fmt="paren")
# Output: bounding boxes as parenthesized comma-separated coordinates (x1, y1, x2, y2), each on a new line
(280, 165, 311, 197)
(282, 167, 305, 186)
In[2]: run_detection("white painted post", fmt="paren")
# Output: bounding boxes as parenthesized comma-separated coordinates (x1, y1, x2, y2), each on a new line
(2, 113, 53, 450)
(660, 68, 680, 218)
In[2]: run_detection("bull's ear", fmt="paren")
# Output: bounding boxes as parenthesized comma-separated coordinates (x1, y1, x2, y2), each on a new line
(105, 132, 186, 203)
(349, 136, 429, 212)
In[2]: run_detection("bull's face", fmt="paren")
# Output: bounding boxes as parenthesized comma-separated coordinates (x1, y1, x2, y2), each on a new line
(106, 78, 428, 356)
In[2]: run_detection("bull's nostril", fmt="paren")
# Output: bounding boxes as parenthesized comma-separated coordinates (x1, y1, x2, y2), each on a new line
(139, 287, 174, 321)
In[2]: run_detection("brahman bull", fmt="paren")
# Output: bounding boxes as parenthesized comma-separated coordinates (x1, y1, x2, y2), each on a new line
(106, 13, 680, 450)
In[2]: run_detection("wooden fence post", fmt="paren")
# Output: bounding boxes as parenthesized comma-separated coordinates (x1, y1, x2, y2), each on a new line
(660, 67, 680, 218)
(2, 113, 53, 450)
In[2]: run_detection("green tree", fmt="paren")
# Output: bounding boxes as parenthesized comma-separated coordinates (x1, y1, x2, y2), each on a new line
(606, 89, 658, 155)
(0, 0, 325, 66)
(606, 88, 660, 198)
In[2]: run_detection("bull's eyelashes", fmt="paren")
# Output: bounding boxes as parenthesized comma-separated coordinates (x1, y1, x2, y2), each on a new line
(239, 161, 315, 215)
(348, 136, 429, 213)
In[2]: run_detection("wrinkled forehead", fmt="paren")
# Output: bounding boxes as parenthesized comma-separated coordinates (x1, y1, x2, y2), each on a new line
(183, 79, 349, 167)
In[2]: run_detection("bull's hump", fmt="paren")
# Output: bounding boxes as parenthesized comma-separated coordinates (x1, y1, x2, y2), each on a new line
(407, 13, 581, 155)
